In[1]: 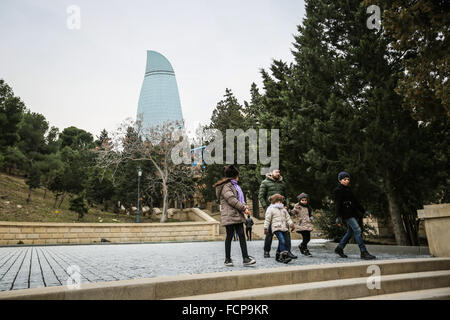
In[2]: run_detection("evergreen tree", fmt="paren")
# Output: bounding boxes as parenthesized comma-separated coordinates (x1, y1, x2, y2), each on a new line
(17, 111, 49, 165)
(48, 168, 65, 208)
(44, 126, 60, 154)
(0, 79, 25, 152)
(255, 0, 447, 244)
(85, 166, 115, 211)
(95, 129, 112, 150)
(69, 194, 89, 220)
(25, 165, 41, 203)
(59, 126, 94, 151)
(381, 0, 449, 121)
(36, 153, 63, 199)
(202, 89, 248, 206)
(3, 146, 27, 174)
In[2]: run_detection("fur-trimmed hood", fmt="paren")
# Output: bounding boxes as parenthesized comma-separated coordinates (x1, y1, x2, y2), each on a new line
(213, 177, 233, 188)
(266, 173, 283, 182)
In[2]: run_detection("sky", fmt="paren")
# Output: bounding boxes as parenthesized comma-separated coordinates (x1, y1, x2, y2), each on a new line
(0, 0, 306, 139)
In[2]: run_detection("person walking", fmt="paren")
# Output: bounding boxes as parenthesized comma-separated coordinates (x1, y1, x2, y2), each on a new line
(245, 214, 254, 241)
(258, 169, 296, 259)
(334, 172, 376, 260)
(291, 193, 314, 257)
(213, 165, 256, 266)
(264, 194, 295, 263)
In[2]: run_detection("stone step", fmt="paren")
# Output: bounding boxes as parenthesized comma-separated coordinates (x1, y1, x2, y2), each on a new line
(169, 270, 450, 300)
(0, 258, 448, 300)
(352, 287, 450, 300)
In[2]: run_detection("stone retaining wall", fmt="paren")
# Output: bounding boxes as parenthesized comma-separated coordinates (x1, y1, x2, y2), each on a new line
(0, 208, 220, 246)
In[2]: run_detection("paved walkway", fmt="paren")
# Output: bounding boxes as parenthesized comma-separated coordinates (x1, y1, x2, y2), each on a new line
(0, 240, 431, 292)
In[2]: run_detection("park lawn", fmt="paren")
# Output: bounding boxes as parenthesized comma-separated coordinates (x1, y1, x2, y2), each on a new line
(0, 172, 177, 223)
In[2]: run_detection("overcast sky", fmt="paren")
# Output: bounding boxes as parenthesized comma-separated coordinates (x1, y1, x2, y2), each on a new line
(0, 0, 306, 139)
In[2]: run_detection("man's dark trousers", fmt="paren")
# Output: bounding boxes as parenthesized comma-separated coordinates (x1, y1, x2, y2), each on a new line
(264, 225, 274, 252)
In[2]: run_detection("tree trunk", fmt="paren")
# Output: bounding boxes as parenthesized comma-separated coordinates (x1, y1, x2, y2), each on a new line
(179, 195, 183, 222)
(403, 211, 419, 246)
(160, 180, 168, 223)
(251, 193, 260, 219)
(43, 177, 49, 199)
(58, 193, 66, 208)
(385, 175, 410, 245)
(53, 195, 59, 208)
(27, 187, 32, 203)
(149, 197, 153, 219)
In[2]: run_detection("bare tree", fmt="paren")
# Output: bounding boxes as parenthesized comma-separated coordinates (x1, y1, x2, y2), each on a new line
(143, 173, 160, 219)
(168, 163, 197, 222)
(95, 116, 194, 222)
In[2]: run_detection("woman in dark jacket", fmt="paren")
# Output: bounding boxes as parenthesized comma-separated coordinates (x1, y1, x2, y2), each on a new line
(213, 165, 256, 267)
(334, 172, 376, 260)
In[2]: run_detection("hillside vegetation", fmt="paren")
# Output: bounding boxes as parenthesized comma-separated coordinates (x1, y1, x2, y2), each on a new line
(0, 172, 160, 223)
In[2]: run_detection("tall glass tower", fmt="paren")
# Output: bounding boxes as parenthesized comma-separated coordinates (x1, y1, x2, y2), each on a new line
(137, 50, 184, 130)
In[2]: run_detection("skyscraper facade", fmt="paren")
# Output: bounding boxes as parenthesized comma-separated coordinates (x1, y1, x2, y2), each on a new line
(137, 50, 184, 130)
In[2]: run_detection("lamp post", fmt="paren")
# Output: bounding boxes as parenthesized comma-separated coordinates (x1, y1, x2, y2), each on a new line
(137, 166, 142, 223)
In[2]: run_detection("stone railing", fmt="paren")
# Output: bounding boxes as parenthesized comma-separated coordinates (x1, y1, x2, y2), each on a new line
(0, 208, 220, 246)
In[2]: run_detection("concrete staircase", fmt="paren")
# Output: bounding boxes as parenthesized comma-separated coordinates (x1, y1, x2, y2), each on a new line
(166, 258, 450, 300)
(352, 287, 450, 300)
(2, 257, 448, 300)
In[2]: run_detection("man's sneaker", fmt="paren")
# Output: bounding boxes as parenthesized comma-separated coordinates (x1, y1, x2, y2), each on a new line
(361, 251, 376, 260)
(243, 256, 256, 266)
(287, 251, 298, 259)
(335, 247, 348, 258)
(280, 251, 292, 264)
(224, 258, 233, 266)
(275, 252, 281, 262)
(264, 251, 270, 258)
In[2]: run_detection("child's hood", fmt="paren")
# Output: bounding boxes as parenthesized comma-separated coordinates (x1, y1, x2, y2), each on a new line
(269, 203, 284, 209)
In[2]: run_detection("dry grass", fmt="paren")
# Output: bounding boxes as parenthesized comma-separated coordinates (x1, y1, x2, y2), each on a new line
(0, 172, 178, 223)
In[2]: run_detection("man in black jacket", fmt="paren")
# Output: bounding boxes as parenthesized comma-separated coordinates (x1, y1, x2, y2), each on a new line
(245, 214, 254, 241)
(334, 172, 376, 260)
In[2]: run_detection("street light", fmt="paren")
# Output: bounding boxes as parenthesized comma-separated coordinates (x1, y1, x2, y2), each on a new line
(137, 166, 142, 223)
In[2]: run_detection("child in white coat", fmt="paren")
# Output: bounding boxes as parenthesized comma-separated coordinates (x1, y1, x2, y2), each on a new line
(264, 194, 295, 263)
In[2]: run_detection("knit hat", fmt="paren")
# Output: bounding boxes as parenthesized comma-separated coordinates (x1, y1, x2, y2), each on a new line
(224, 165, 239, 178)
(297, 193, 309, 201)
(338, 171, 350, 181)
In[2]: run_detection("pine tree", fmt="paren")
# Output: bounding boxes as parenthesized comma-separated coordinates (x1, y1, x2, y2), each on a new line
(0, 79, 25, 152)
(257, 0, 447, 245)
(381, 0, 449, 121)
(69, 194, 89, 220)
(25, 165, 41, 203)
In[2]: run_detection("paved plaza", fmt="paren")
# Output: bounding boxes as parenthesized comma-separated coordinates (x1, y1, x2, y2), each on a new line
(0, 240, 432, 292)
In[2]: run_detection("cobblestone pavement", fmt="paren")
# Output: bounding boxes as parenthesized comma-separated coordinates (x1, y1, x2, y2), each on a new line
(0, 240, 432, 292)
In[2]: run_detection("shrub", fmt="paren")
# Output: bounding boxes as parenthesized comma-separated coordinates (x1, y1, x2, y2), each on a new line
(69, 195, 89, 220)
(314, 209, 376, 242)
